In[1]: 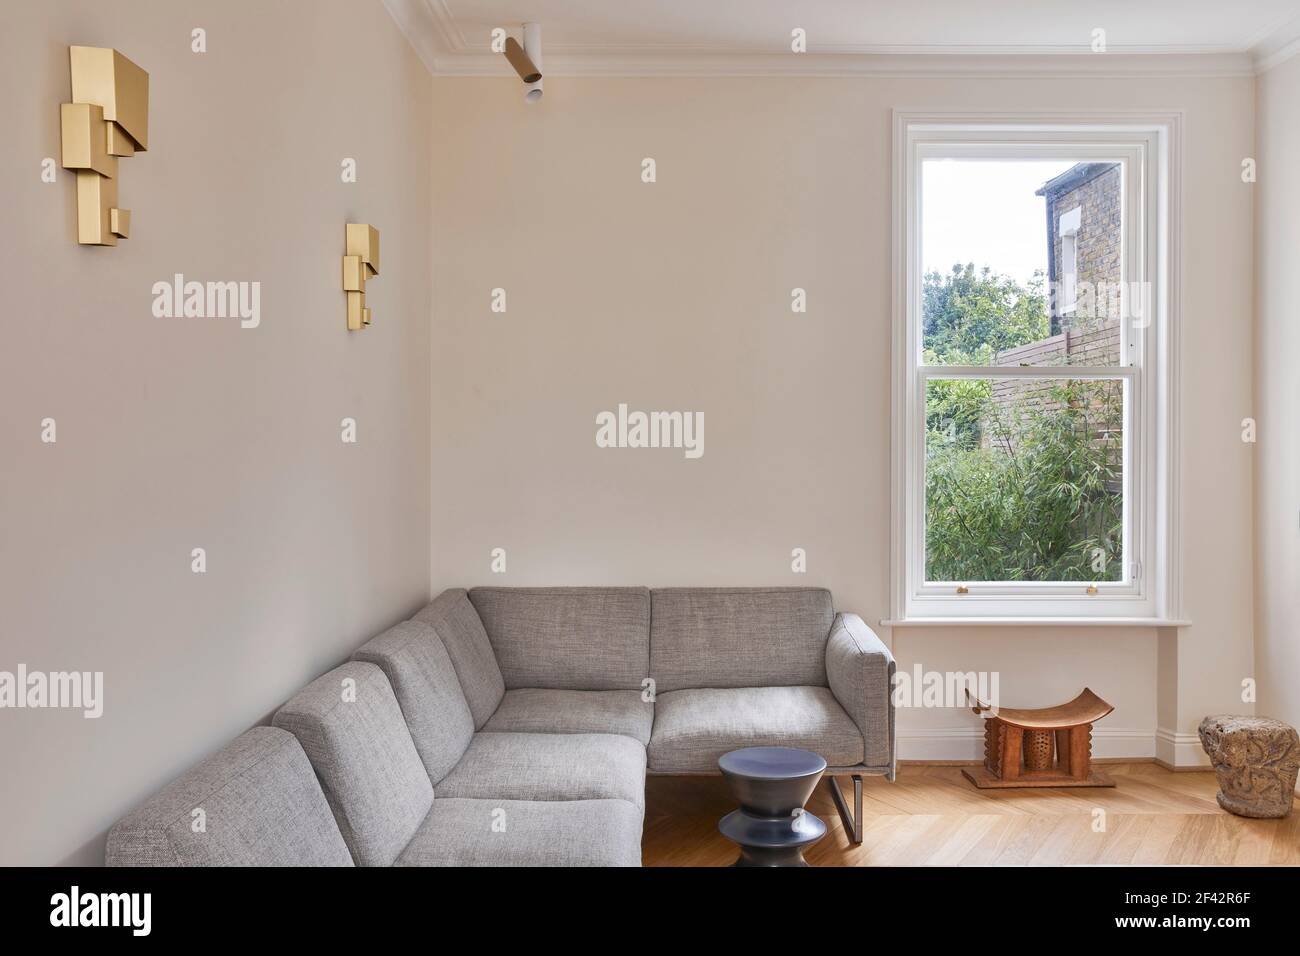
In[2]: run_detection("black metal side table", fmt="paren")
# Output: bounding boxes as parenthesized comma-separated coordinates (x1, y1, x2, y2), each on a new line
(717, 746, 827, 867)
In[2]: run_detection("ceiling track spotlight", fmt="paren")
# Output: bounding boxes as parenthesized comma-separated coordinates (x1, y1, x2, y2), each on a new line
(503, 23, 543, 102)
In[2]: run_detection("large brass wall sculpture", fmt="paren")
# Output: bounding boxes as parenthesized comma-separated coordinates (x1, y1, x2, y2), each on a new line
(60, 46, 148, 245)
(342, 224, 379, 331)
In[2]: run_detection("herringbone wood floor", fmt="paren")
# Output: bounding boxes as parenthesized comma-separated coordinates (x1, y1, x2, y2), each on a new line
(642, 763, 1300, 866)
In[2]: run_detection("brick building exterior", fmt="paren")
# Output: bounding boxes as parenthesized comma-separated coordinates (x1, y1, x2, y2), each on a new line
(995, 161, 1122, 371)
(986, 163, 1123, 457)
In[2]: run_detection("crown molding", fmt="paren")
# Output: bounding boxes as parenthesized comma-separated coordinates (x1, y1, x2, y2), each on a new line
(1253, 16, 1300, 73)
(426, 0, 467, 52)
(382, 0, 444, 74)
(419, 51, 1255, 79)
(384, 0, 1263, 79)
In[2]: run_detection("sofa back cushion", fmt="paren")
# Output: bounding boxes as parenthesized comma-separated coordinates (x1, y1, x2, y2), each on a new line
(105, 726, 353, 867)
(412, 589, 504, 728)
(649, 588, 834, 692)
(353, 621, 474, 784)
(468, 587, 650, 691)
(273, 662, 432, 867)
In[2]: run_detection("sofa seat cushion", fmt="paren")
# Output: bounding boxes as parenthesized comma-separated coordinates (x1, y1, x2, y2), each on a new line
(396, 798, 642, 867)
(435, 732, 647, 810)
(483, 689, 654, 745)
(648, 686, 864, 773)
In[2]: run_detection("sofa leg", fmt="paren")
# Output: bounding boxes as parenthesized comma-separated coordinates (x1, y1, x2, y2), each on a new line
(827, 774, 864, 845)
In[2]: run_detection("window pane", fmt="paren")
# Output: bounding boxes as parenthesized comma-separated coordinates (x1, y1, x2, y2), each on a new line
(922, 160, 1125, 367)
(924, 378, 1124, 583)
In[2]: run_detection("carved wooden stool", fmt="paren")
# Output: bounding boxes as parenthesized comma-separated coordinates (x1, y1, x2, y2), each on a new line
(961, 688, 1115, 789)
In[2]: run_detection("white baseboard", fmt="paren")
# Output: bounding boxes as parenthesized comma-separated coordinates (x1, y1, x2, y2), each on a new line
(1155, 727, 1211, 768)
(897, 726, 1157, 762)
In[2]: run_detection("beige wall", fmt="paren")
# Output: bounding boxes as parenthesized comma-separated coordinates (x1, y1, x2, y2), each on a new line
(0, 3, 1270, 865)
(0, 1, 431, 864)
(1254, 54, 1300, 743)
(429, 73, 1255, 763)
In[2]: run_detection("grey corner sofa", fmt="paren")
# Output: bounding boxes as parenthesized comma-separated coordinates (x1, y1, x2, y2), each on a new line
(106, 587, 895, 867)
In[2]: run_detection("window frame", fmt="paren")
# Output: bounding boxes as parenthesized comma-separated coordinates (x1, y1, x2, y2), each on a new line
(1059, 204, 1081, 314)
(890, 112, 1182, 624)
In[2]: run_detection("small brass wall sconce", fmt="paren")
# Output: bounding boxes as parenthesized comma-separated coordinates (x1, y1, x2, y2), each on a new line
(60, 46, 149, 245)
(342, 224, 379, 331)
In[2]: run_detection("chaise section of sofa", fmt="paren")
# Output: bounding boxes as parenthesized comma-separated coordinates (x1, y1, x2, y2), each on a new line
(644, 588, 895, 777)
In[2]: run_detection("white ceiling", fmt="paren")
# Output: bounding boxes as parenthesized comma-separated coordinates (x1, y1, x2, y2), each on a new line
(384, 0, 1300, 74)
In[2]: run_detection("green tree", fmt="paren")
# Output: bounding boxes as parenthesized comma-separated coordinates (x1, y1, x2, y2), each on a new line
(919, 265, 1122, 583)
(922, 265, 1049, 446)
(926, 381, 1123, 582)
(923, 264, 1049, 364)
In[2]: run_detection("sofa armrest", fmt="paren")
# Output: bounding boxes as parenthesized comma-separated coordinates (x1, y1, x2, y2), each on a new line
(825, 613, 896, 776)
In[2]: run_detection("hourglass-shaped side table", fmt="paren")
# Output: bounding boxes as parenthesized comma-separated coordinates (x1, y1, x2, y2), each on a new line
(718, 747, 828, 867)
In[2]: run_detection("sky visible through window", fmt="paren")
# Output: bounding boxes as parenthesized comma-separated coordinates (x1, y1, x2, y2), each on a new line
(922, 160, 1075, 287)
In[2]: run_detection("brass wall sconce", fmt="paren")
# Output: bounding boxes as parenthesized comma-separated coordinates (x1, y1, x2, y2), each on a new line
(342, 224, 379, 331)
(60, 46, 149, 245)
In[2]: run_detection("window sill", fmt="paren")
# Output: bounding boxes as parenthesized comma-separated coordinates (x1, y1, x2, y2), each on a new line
(879, 617, 1191, 628)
